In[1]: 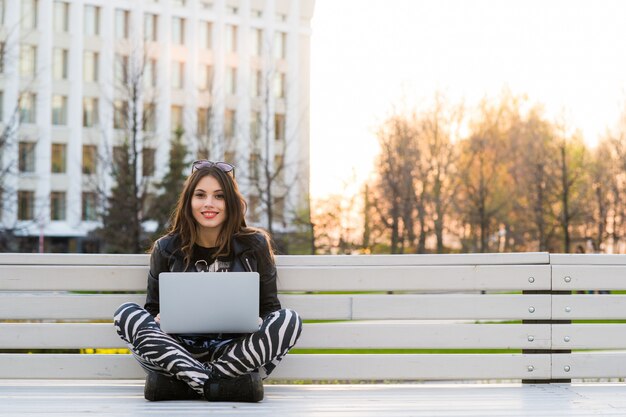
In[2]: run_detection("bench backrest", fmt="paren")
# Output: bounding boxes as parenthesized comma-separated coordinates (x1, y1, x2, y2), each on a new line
(1, 252, 626, 381)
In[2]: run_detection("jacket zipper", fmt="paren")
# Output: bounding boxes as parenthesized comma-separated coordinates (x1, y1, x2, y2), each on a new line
(244, 257, 253, 272)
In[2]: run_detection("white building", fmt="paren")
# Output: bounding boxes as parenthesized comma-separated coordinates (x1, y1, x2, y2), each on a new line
(0, 0, 315, 252)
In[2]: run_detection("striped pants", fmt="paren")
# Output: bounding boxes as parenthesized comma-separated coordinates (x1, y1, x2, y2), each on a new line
(114, 302, 302, 394)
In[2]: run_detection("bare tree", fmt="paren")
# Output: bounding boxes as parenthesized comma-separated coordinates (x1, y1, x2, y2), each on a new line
(586, 140, 613, 251)
(504, 105, 560, 251)
(246, 63, 309, 252)
(95, 45, 158, 253)
(418, 94, 463, 253)
(554, 121, 589, 253)
(372, 111, 421, 253)
(456, 98, 513, 252)
(0, 20, 42, 251)
(311, 188, 360, 254)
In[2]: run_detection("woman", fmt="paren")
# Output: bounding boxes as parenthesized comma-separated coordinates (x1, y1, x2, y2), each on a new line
(113, 160, 302, 402)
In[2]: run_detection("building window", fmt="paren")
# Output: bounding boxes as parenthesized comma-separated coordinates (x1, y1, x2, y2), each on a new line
(172, 0, 186, 6)
(19, 142, 36, 173)
(144, 58, 157, 88)
(199, 0, 212, 9)
(275, 113, 285, 141)
(53, 48, 68, 80)
(225, 67, 236, 95)
(143, 103, 156, 132)
(250, 111, 261, 142)
(51, 143, 67, 173)
(171, 105, 183, 130)
(252, 9, 262, 19)
(142, 148, 155, 177)
(53, 1, 69, 33)
(247, 193, 260, 222)
(82, 145, 97, 174)
(83, 51, 99, 82)
(18, 191, 35, 220)
(198, 64, 212, 91)
(112, 145, 126, 172)
(83, 97, 98, 127)
(226, 6, 238, 14)
(224, 109, 235, 139)
(199, 21, 212, 49)
(114, 54, 129, 85)
(20, 45, 37, 78)
(224, 150, 236, 164)
(171, 17, 185, 45)
(50, 191, 66, 221)
(171, 61, 184, 89)
(115, 9, 129, 39)
(274, 195, 285, 222)
(0, 43, 4, 73)
(274, 32, 286, 59)
(21, 0, 38, 31)
(252, 70, 261, 97)
(113, 100, 128, 129)
(84, 5, 100, 36)
(197, 107, 208, 136)
(19, 93, 36, 124)
(225, 25, 237, 53)
(0, 0, 4, 25)
(274, 72, 285, 98)
(251, 28, 263, 56)
(51, 95, 68, 125)
(144, 13, 158, 41)
(82, 192, 98, 221)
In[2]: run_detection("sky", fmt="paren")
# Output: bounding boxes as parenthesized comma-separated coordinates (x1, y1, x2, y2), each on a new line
(308, 0, 626, 199)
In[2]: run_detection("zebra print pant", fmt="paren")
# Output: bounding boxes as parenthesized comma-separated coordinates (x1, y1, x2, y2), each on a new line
(114, 302, 302, 394)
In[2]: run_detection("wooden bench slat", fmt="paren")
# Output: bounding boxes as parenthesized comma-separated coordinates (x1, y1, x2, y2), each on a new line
(0, 266, 147, 291)
(277, 252, 550, 266)
(0, 253, 148, 266)
(279, 265, 550, 292)
(550, 253, 626, 265)
(0, 265, 550, 292)
(298, 323, 551, 349)
(0, 252, 550, 267)
(552, 295, 626, 320)
(353, 294, 551, 320)
(0, 323, 551, 350)
(552, 324, 626, 349)
(0, 294, 353, 321)
(0, 294, 146, 320)
(0, 294, 550, 321)
(0, 353, 552, 380)
(552, 265, 626, 291)
(551, 353, 626, 378)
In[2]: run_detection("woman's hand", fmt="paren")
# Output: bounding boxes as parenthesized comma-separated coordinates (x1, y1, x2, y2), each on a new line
(155, 313, 161, 324)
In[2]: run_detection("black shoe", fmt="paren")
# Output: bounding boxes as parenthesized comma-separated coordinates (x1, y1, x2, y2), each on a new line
(203, 372, 264, 403)
(144, 371, 203, 401)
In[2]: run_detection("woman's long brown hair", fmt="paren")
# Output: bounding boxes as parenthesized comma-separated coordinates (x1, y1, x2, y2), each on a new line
(158, 165, 272, 269)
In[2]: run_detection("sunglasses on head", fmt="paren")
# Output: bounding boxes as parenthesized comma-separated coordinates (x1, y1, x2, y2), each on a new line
(191, 160, 235, 178)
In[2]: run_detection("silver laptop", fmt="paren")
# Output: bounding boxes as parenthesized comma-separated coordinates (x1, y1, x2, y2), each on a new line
(158, 272, 260, 334)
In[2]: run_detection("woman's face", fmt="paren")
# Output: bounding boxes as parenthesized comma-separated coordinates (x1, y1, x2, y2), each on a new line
(191, 174, 227, 235)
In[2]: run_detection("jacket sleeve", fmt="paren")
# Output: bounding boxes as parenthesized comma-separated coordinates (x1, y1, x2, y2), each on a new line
(256, 238, 282, 318)
(144, 241, 169, 316)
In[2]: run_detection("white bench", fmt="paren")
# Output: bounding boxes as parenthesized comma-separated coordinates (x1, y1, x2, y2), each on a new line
(1, 252, 626, 382)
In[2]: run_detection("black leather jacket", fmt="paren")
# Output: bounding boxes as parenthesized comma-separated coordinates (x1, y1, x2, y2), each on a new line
(144, 232, 282, 319)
